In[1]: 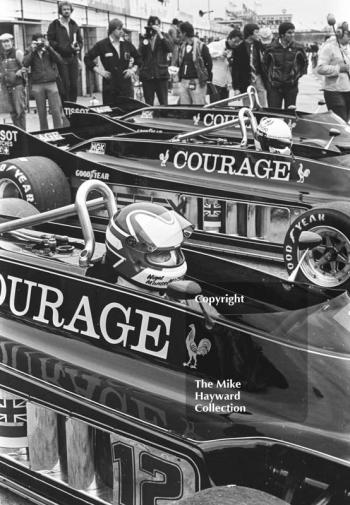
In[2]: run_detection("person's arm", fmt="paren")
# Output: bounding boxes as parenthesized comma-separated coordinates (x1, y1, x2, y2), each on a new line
(317, 44, 349, 76)
(202, 44, 213, 81)
(298, 45, 309, 76)
(84, 42, 111, 79)
(123, 43, 140, 78)
(14, 49, 26, 77)
(22, 46, 34, 67)
(47, 42, 64, 64)
(76, 26, 83, 51)
(47, 21, 59, 51)
(152, 26, 173, 52)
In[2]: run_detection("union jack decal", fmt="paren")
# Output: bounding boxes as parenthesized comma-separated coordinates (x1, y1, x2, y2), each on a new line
(203, 200, 222, 218)
(0, 398, 27, 446)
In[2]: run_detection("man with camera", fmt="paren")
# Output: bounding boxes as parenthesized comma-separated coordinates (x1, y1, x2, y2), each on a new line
(0, 33, 26, 129)
(139, 16, 173, 105)
(23, 34, 63, 129)
(84, 18, 140, 106)
(47, 1, 82, 102)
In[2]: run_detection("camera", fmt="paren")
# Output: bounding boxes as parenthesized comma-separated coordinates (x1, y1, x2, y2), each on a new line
(34, 38, 45, 50)
(145, 26, 155, 38)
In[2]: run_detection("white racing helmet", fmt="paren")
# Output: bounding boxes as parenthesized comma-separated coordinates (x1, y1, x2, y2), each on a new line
(105, 202, 194, 291)
(255, 117, 292, 154)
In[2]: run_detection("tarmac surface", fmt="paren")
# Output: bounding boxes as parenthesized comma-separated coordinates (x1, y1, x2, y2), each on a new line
(0, 68, 326, 505)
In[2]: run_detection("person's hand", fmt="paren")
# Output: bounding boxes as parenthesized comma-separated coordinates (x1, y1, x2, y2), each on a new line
(100, 69, 111, 79)
(123, 68, 135, 78)
(339, 63, 350, 73)
(71, 42, 80, 53)
(152, 24, 161, 35)
(15, 68, 25, 77)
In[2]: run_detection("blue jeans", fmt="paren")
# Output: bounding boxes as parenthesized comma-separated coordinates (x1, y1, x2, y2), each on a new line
(32, 81, 63, 130)
(7, 84, 26, 130)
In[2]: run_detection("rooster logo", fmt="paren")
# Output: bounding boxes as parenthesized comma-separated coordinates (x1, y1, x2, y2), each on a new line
(159, 149, 170, 167)
(297, 163, 311, 183)
(183, 324, 212, 369)
(193, 113, 200, 126)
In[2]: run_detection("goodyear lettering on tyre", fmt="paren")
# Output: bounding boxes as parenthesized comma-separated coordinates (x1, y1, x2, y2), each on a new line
(0, 160, 34, 203)
(284, 211, 326, 271)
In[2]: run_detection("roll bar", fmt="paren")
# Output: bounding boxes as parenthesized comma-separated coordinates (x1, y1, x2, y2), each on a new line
(172, 107, 258, 144)
(75, 181, 117, 266)
(203, 85, 262, 110)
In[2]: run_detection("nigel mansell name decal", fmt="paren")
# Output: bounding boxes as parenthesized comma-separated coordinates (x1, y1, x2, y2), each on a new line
(160, 150, 310, 183)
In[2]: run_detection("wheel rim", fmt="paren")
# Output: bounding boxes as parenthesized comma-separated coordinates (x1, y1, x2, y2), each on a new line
(0, 179, 23, 199)
(299, 226, 350, 287)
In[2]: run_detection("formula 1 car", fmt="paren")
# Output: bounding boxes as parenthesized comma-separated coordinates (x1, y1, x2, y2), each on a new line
(63, 86, 350, 152)
(0, 107, 350, 290)
(0, 180, 349, 505)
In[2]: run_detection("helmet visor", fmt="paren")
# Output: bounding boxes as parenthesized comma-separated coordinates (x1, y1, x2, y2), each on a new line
(126, 209, 194, 253)
(146, 248, 185, 267)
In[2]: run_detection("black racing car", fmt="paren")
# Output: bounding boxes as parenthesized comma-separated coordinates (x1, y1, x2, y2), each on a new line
(0, 107, 350, 290)
(62, 86, 350, 152)
(0, 180, 349, 505)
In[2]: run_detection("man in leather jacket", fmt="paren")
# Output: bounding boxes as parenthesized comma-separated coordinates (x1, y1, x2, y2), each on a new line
(263, 22, 308, 109)
(47, 1, 83, 102)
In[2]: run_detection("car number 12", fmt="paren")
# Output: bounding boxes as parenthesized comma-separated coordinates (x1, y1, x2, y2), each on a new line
(111, 433, 198, 504)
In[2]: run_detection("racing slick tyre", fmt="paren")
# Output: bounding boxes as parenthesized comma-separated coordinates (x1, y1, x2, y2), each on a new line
(173, 486, 288, 504)
(0, 156, 71, 211)
(283, 202, 350, 288)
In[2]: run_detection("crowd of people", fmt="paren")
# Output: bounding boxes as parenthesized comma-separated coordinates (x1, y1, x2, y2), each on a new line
(1, 0, 350, 130)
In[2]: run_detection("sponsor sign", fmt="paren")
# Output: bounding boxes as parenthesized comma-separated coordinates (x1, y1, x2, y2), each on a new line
(64, 107, 89, 116)
(75, 169, 110, 180)
(89, 141, 106, 154)
(163, 149, 310, 182)
(36, 131, 64, 142)
(0, 129, 18, 153)
(90, 105, 112, 113)
(140, 110, 153, 119)
(0, 269, 174, 360)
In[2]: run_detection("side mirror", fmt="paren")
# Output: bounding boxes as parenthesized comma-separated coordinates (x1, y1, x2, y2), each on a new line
(329, 128, 340, 138)
(166, 280, 202, 300)
(287, 231, 322, 282)
(298, 231, 322, 250)
(325, 128, 340, 150)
